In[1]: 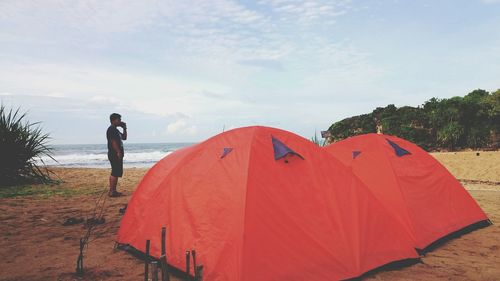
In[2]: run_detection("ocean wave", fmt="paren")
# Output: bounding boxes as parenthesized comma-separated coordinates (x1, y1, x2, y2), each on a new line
(38, 150, 173, 168)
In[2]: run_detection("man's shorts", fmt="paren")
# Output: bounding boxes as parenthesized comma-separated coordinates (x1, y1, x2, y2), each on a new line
(108, 153, 123, 177)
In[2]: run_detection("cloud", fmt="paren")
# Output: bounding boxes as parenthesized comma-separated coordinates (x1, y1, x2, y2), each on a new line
(167, 119, 187, 134)
(0, 93, 202, 143)
(238, 59, 284, 71)
(46, 92, 67, 98)
(0, 0, 353, 72)
(260, 0, 350, 26)
(89, 96, 120, 105)
(0, 59, 234, 115)
(166, 119, 198, 135)
(4, 0, 496, 145)
(0, 0, 161, 33)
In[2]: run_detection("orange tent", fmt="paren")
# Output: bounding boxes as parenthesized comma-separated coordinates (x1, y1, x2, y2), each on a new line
(324, 133, 489, 250)
(117, 126, 418, 280)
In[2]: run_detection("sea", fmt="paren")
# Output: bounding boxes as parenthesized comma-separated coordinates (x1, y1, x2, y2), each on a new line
(40, 143, 194, 168)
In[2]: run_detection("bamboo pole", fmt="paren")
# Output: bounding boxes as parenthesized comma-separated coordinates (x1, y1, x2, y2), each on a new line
(160, 227, 170, 281)
(151, 261, 159, 281)
(144, 240, 150, 281)
(191, 250, 196, 276)
(76, 238, 84, 276)
(195, 265, 203, 281)
(185, 250, 191, 277)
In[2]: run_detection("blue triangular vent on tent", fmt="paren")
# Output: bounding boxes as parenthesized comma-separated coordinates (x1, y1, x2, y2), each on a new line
(271, 136, 304, 161)
(386, 139, 411, 157)
(352, 150, 362, 159)
(220, 147, 233, 159)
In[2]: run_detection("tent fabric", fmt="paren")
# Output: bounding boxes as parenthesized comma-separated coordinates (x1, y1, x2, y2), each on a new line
(117, 126, 418, 281)
(324, 133, 489, 250)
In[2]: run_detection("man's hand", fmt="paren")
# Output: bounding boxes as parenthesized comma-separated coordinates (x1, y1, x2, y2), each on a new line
(117, 151, 123, 159)
(120, 122, 128, 140)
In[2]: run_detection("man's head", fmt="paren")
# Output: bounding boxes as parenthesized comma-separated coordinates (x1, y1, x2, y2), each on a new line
(110, 113, 122, 126)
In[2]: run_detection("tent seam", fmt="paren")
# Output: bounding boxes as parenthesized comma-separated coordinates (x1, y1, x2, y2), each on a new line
(239, 126, 259, 280)
(377, 135, 419, 244)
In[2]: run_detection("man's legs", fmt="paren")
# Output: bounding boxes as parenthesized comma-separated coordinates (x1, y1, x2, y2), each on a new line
(108, 154, 123, 197)
(108, 155, 123, 197)
(109, 175, 118, 195)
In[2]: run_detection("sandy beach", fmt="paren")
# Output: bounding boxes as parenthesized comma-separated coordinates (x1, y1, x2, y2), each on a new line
(0, 151, 499, 281)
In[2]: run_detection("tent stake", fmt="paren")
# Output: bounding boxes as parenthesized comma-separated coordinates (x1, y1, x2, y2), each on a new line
(185, 250, 191, 277)
(76, 238, 84, 276)
(144, 240, 150, 281)
(151, 261, 159, 281)
(195, 265, 203, 281)
(160, 227, 170, 281)
(191, 249, 197, 276)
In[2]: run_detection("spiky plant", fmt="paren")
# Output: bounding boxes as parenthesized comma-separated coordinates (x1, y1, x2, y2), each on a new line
(0, 104, 55, 186)
(310, 130, 325, 147)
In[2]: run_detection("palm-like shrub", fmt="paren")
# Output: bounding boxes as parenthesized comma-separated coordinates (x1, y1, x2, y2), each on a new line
(310, 131, 325, 147)
(0, 105, 55, 186)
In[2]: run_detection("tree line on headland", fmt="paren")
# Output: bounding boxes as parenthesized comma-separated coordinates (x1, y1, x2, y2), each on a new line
(327, 89, 500, 151)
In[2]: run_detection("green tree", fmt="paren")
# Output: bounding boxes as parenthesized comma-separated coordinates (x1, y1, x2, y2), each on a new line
(437, 122, 464, 150)
(462, 90, 491, 148)
(328, 113, 376, 140)
(327, 89, 498, 151)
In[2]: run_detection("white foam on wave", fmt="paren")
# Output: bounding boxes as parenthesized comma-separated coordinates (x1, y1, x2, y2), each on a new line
(38, 151, 173, 168)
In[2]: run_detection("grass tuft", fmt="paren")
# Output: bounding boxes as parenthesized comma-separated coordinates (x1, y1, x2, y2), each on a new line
(0, 104, 56, 186)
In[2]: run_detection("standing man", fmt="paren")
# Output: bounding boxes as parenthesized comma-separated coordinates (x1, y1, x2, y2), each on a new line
(107, 113, 127, 197)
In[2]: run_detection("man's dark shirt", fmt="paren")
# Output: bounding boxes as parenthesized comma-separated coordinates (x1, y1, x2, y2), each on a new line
(107, 125, 124, 156)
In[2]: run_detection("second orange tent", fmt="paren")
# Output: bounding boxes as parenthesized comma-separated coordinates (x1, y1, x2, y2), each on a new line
(324, 133, 489, 250)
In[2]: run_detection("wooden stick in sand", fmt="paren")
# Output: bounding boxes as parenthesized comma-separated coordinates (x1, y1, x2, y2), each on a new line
(160, 227, 170, 281)
(191, 250, 203, 281)
(144, 239, 150, 281)
(76, 238, 84, 276)
(195, 265, 204, 281)
(151, 261, 159, 281)
(191, 249, 197, 275)
(186, 250, 191, 277)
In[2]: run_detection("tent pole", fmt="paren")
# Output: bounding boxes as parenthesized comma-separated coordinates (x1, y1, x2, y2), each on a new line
(151, 261, 159, 281)
(191, 250, 197, 275)
(144, 240, 150, 281)
(160, 227, 170, 281)
(195, 265, 203, 281)
(76, 238, 84, 276)
(185, 250, 191, 278)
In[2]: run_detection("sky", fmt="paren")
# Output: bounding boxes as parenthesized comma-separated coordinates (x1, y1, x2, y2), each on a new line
(1, 0, 499, 144)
